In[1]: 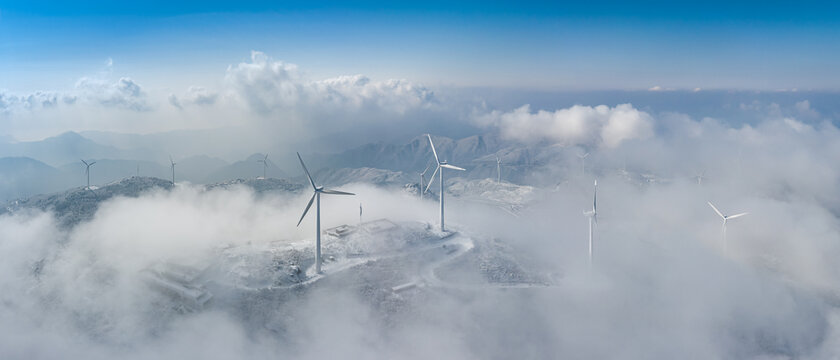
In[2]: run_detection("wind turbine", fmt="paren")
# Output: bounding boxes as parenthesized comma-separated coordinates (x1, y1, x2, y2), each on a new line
(577, 152, 589, 177)
(295, 152, 355, 274)
(707, 202, 748, 254)
(693, 171, 706, 186)
(80, 159, 96, 189)
(257, 154, 269, 179)
(424, 134, 466, 232)
(419, 162, 432, 199)
(583, 179, 598, 266)
(495, 155, 502, 183)
(169, 156, 176, 185)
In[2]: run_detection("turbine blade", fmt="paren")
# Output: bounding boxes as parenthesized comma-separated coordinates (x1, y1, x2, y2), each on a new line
(727, 212, 748, 220)
(441, 164, 465, 171)
(80, 159, 88, 166)
(89, 161, 96, 166)
(322, 189, 355, 195)
(421, 162, 431, 175)
(425, 165, 440, 193)
(296, 193, 316, 227)
(296, 152, 317, 190)
(427, 134, 440, 164)
(169, 155, 174, 164)
(707, 202, 725, 219)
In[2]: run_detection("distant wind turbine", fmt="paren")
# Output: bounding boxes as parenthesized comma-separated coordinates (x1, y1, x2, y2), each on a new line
(578, 152, 589, 176)
(80, 159, 96, 189)
(296, 152, 355, 274)
(425, 134, 466, 232)
(495, 155, 502, 183)
(694, 171, 706, 186)
(257, 154, 269, 179)
(583, 179, 598, 266)
(419, 161, 432, 200)
(169, 156, 177, 185)
(707, 202, 748, 254)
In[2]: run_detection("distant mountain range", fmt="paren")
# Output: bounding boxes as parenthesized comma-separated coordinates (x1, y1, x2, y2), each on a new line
(0, 132, 160, 166)
(0, 130, 586, 201)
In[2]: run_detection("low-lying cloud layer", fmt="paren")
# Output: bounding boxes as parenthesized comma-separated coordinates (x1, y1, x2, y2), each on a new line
(4, 109, 840, 359)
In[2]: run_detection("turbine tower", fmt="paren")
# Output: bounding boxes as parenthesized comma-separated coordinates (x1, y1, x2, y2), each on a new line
(694, 171, 706, 186)
(495, 155, 502, 183)
(257, 154, 269, 179)
(419, 162, 432, 199)
(425, 134, 466, 232)
(169, 156, 177, 185)
(296, 152, 355, 274)
(707, 202, 748, 254)
(583, 179, 598, 266)
(578, 152, 589, 177)
(80, 159, 96, 189)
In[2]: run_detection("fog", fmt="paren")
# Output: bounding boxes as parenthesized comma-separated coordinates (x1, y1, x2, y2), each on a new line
(4, 93, 840, 358)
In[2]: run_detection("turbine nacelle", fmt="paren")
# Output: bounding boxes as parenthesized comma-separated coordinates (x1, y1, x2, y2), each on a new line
(708, 202, 748, 223)
(296, 152, 355, 227)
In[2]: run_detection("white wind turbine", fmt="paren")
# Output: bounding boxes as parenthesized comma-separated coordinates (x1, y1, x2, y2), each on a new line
(583, 179, 598, 266)
(707, 202, 748, 254)
(169, 156, 177, 185)
(257, 154, 269, 179)
(296, 152, 355, 274)
(425, 134, 465, 232)
(80, 159, 96, 189)
(495, 155, 502, 183)
(693, 170, 706, 186)
(578, 152, 589, 177)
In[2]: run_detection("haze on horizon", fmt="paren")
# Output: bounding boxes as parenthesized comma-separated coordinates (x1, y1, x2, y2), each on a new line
(2, 1, 840, 141)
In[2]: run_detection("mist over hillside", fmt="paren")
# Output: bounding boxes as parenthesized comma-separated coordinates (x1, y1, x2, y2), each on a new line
(4, 99, 840, 358)
(3, 3, 840, 356)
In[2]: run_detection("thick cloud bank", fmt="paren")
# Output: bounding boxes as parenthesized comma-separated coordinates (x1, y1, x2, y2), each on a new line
(474, 103, 654, 148)
(1, 148, 840, 359)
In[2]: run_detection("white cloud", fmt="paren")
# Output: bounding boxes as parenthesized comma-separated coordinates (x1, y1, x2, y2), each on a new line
(224, 51, 435, 115)
(795, 99, 820, 118)
(473, 103, 654, 148)
(74, 77, 150, 111)
(0, 91, 61, 114)
(169, 86, 219, 109)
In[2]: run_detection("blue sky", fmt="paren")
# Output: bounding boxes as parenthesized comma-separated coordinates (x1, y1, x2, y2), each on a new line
(2, 1, 839, 91)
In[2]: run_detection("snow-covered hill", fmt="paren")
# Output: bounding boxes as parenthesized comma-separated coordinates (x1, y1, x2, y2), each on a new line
(1, 176, 173, 228)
